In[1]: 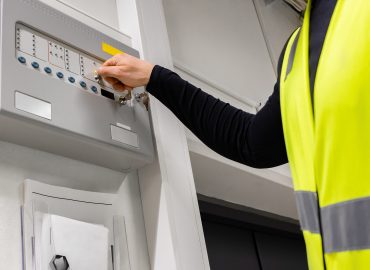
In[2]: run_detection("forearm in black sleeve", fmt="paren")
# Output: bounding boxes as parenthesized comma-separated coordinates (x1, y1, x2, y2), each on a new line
(146, 66, 287, 168)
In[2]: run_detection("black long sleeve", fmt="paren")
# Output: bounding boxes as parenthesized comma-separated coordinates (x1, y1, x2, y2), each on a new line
(145, 0, 337, 169)
(146, 48, 288, 168)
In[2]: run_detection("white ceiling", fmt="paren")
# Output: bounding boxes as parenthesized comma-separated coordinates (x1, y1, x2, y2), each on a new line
(187, 135, 297, 219)
(190, 150, 298, 219)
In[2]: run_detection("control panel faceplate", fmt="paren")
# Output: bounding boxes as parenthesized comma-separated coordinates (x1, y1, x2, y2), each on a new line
(16, 23, 119, 101)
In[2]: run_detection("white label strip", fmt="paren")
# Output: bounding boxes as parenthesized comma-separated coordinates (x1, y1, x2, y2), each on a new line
(15, 92, 52, 120)
(110, 125, 139, 148)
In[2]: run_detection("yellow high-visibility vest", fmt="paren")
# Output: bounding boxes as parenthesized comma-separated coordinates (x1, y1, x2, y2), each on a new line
(280, 1, 370, 269)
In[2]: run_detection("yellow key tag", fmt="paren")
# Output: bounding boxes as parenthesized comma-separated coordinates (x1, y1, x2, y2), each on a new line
(102, 42, 125, 56)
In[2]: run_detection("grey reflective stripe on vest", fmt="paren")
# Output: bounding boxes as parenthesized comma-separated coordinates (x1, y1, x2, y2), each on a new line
(295, 191, 320, 234)
(321, 196, 370, 253)
(285, 29, 301, 81)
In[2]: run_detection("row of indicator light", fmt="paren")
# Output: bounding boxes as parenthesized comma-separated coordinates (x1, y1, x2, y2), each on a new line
(18, 56, 99, 94)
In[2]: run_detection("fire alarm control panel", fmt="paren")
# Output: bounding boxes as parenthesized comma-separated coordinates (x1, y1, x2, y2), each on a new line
(0, 0, 154, 171)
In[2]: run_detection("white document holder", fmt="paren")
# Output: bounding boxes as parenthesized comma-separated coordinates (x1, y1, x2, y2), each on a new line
(22, 179, 131, 270)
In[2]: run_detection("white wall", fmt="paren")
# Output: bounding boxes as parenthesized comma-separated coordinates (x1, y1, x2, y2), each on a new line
(253, 0, 301, 73)
(163, 0, 276, 105)
(58, 0, 120, 29)
(188, 143, 297, 219)
(163, 0, 301, 106)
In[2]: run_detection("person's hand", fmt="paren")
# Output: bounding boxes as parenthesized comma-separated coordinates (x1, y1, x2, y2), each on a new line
(97, 53, 154, 92)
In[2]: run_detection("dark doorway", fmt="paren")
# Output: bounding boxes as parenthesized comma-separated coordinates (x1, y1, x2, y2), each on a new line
(203, 221, 261, 270)
(199, 196, 309, 270)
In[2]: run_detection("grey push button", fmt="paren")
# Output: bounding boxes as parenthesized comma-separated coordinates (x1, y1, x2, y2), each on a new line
(79, 81, 87, 88)
(31, 61, 39, 69)
(44, 66, 52, 74)
(91, 85, 98, 93)
(18, 56, 26, 64)
(68, 76, 75, 83)
(56, 72, 64, 79)
(111, 125, 139, 148)
(15, 92, 51, 120)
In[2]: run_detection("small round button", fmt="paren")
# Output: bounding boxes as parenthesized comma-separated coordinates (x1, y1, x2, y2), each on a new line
(18, 56, 26, 64)
(91, 86, 98, 93)
(79, 81, 87, 88)
(56, 72, 64, 79)
(68, 77, 75, 83)
(31, 61, 39, 69)
(44, 67, 52, 74)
